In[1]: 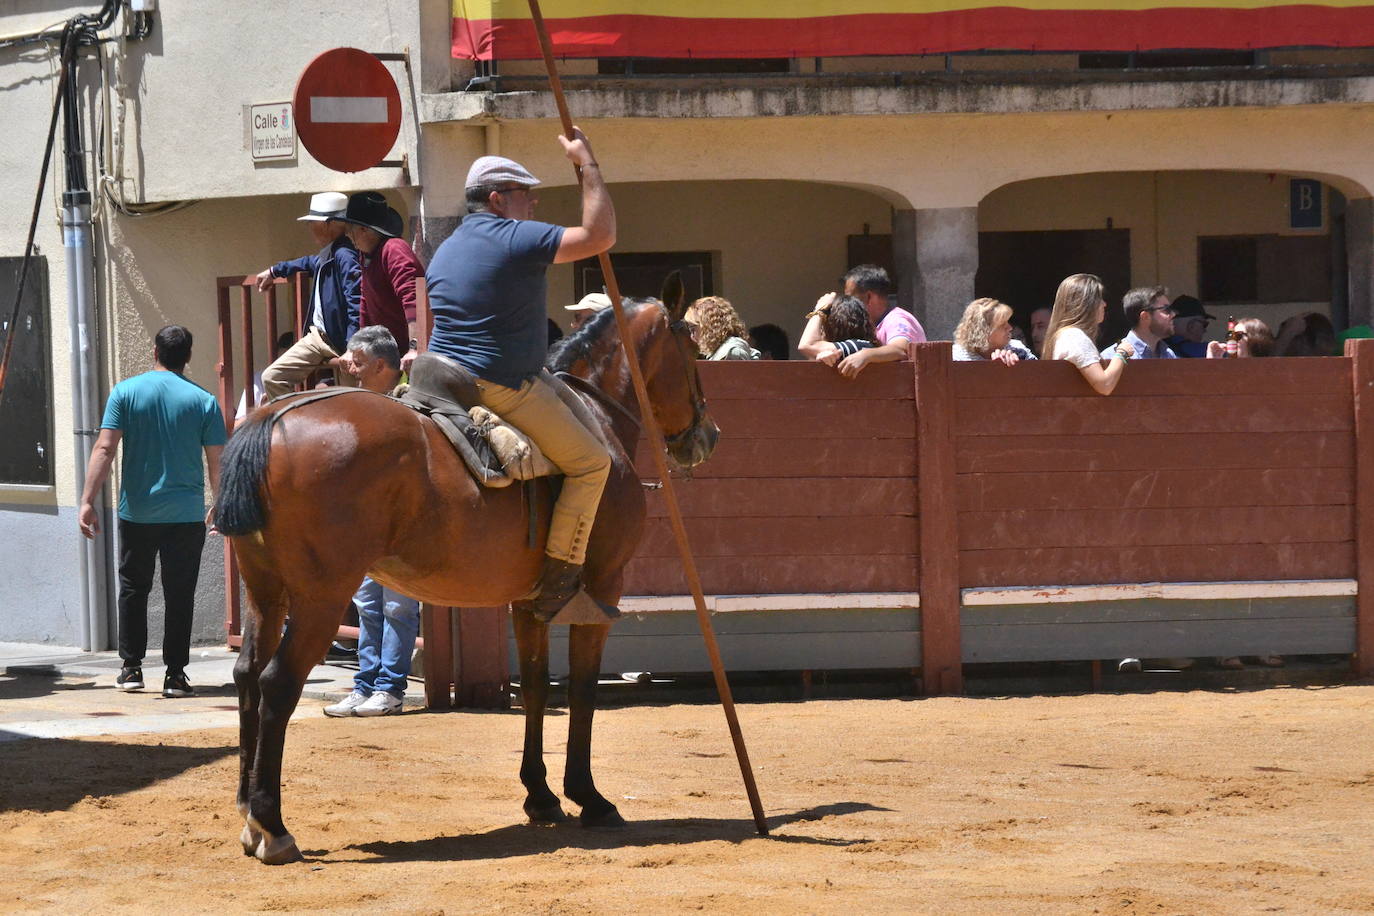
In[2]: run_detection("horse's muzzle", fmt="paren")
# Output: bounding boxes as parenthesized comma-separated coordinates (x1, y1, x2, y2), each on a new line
(668, 414, 719, 469)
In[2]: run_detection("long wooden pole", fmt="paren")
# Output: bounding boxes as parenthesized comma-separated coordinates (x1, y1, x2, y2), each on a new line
(525, 0, 768, 836)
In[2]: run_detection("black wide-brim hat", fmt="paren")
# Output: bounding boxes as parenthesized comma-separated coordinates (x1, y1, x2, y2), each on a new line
(340, 191, 403, 239)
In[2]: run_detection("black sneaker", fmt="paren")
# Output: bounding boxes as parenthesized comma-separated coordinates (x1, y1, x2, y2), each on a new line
(116, 666, 144, 691)
(162, 670, 194, 698)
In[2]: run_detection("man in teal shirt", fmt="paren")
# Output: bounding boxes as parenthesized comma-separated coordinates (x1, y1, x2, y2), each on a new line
(79, 326, 227, 697)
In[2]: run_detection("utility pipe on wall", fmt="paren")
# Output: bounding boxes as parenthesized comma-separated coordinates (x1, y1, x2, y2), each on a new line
(63, 188, 110, 651)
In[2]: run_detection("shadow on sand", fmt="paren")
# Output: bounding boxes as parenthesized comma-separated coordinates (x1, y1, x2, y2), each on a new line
(0, 736, 236, 813)
(339, 801, 890, 863)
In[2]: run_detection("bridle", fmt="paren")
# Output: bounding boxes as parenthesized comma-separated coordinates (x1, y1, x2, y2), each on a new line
(661, 316, 710, 452)
(554, 306, 708, 453)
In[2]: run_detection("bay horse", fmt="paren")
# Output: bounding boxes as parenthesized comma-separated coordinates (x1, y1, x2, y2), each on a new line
(217, 283, 717, 864)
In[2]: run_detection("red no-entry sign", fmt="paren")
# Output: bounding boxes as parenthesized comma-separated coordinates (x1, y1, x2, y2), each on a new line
(293, 48, 401, 173)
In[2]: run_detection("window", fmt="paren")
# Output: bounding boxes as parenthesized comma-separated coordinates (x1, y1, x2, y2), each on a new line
(1198, 235, 1331, 304)
(573, 251, 715, 303)
(0, 256, 54, 486)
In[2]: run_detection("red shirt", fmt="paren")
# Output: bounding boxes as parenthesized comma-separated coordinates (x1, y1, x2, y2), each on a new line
(359, 237, 422, 350)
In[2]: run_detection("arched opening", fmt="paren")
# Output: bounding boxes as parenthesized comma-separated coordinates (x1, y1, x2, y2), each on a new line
(534, 179, 904, 354)
(976, 170, 1372, 348)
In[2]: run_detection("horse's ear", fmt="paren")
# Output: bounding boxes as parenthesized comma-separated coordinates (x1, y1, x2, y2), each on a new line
(661, 271, 687, 321)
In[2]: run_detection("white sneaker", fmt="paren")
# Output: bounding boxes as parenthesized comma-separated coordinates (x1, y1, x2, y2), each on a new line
(323, 690, 370, 718)
(354, 691, 403, 717)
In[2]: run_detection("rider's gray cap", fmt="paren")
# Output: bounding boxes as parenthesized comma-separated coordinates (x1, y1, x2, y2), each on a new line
(465, 156, 541, 189)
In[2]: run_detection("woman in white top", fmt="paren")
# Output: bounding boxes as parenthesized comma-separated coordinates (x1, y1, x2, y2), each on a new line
(1042, 273, 1133, 395)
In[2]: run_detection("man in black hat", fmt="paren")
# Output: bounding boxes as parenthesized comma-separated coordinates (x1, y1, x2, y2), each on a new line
(1165, 294, 1215, 358)
(339, 192, 424, 374)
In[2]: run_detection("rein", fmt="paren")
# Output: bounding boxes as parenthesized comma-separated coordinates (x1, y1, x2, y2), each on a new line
(555, 371, 642, 437)
(553, 306, 709, 453)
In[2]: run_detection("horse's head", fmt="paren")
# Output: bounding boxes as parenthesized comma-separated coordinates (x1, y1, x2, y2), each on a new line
(637, 272, 719, 469)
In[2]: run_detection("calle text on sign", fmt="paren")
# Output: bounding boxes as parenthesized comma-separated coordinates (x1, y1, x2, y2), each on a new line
(249, 102, 296, 162)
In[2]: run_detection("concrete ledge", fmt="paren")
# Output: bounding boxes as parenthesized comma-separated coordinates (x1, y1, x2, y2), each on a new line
(620, 592, 921, 614)
(423, 71, 1374, 123)
(962, 579, 1358, 606)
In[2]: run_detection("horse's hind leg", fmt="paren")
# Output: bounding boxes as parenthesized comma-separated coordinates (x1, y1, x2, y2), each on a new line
(234, 566, 286, 857)
(565, 622, 623, 827)
(245, 593, 344, 865)
(513, 607, 567, 824)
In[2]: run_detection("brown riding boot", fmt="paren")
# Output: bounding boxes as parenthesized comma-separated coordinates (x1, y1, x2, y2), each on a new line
(524, 557, 584, 622)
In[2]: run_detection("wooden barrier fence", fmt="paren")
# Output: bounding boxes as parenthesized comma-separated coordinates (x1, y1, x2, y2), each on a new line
(216, 276, 1374, 704)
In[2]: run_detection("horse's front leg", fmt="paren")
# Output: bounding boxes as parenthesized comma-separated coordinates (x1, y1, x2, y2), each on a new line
(565, 621, 623, 827)
(513, 606, 567, 823)
(246, 607, 336, 865)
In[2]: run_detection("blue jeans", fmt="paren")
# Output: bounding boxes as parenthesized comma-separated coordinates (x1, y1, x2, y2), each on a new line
(352, 577, 420, 698)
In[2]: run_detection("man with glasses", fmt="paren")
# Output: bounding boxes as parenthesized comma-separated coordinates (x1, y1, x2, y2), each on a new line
(423, 129, 616, 621)
(1102, 285, 1178, 361)
(1165, 294, 1215, 359)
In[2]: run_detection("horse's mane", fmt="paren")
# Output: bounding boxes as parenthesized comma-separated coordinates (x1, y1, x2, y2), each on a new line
(547, 299, 653, 372)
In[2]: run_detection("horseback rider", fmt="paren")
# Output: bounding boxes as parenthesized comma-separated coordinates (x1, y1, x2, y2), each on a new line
(425, 128, 616, 620)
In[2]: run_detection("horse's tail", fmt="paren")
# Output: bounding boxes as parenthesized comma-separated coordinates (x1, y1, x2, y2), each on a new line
(215, 411, 275, 536)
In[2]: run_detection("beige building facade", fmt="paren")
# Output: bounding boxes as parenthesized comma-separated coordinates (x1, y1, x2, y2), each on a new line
(1, 0, 1371, 646)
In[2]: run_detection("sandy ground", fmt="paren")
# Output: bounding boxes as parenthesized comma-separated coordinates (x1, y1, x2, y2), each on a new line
(3, 680, 1374, 915)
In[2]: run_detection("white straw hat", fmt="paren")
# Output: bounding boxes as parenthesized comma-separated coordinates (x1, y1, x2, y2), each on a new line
(297, 191, 348, 222)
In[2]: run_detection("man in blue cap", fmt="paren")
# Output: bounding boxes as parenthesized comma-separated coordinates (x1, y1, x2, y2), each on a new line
(425, 127, 616, 620)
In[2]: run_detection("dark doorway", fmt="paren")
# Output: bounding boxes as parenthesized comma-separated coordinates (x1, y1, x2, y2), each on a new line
(976, 229, 1133, 345)
(573, 251, 714, 303)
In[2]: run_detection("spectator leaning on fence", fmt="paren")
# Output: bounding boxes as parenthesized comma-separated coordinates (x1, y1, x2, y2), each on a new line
(1275, 311, 1338, 357)
(1165, 295, 1213, 358)
(1104, 286, 1178, 361)
(1043, 273, 1133, 396)
(800, 264, 925, 377)
(341, 192, 424, 375)
(685, 296, 759, 360)
(815, 294, 876, 362)
(953, 298, 1037, 366)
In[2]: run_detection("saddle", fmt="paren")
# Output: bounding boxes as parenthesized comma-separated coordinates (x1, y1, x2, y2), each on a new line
(403, 351, 609, 489)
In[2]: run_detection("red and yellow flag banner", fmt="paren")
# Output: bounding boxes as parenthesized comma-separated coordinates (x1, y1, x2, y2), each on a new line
(452, 1, 1374, 60)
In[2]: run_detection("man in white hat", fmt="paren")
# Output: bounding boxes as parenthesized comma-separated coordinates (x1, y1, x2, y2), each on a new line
(254, 191, 362, 400)
(566, 292, 612, 332)
(424, 127, 616, 620)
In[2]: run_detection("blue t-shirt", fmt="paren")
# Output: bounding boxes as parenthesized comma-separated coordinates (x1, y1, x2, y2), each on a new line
(425, 211, 565, 389)
(100, 371, 228, 524)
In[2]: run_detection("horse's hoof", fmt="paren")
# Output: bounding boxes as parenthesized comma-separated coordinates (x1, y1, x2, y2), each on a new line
(255, 832, 303, 865)
(240, 822, 263, 857)
(580, 805, 626, 828)
(525, 801, 569, 825)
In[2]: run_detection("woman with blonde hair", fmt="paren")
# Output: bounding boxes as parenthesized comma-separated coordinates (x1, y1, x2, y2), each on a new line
(953, 298, 1036, 365)
(685, 296, 759, 360)
(1043, 273, 1133, 395)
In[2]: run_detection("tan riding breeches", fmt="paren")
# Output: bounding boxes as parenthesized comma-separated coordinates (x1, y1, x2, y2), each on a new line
(260, 326, 358, 401)
(475, 372, 611, 565)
